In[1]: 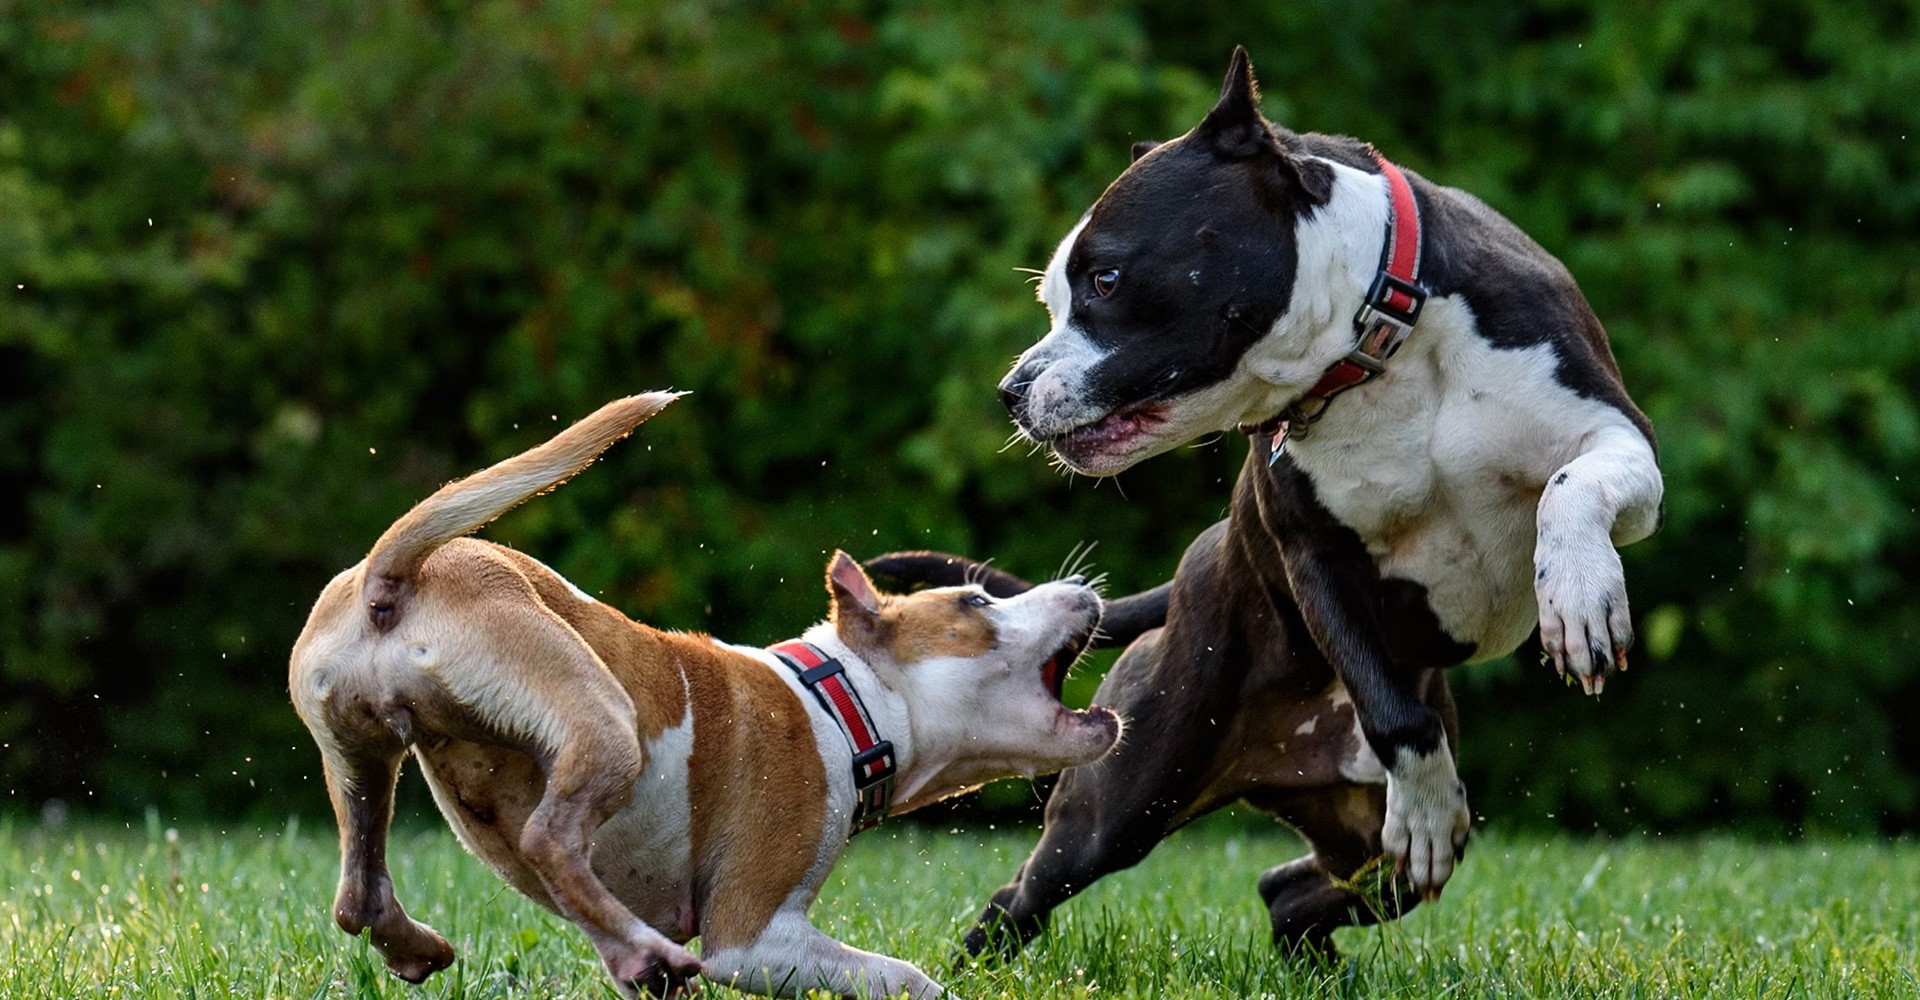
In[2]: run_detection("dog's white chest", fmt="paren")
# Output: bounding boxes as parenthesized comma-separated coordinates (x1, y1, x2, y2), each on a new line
(1287, 299, 1630, 661)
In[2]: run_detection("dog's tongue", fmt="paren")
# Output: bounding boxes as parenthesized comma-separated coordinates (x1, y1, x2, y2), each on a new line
(1041, 654, 1063, 699)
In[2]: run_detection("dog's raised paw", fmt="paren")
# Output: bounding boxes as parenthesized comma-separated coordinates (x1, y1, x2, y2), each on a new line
(1535, 534, 1633, 696)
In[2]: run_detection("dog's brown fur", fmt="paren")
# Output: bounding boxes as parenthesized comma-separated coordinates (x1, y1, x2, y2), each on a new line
(290, 392, 1118, 998)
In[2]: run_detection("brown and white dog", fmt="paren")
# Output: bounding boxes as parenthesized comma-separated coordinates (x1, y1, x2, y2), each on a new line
(288, 392, 1120, 998)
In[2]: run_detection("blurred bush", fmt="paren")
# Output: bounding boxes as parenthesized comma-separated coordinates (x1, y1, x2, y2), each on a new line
(0, 0, 1915, 833)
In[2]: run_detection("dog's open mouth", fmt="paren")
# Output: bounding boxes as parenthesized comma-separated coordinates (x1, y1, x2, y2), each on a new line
(1050, 400, 1170, 466)
(1039, 624, 1096, 702)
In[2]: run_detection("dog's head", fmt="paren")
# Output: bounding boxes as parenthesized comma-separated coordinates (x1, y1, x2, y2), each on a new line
(822, 552, 1119, 811)
(1000, 47, 1347, 475)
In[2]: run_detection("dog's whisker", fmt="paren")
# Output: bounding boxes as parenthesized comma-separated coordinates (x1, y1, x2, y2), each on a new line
(1186, 432, 1224, 450)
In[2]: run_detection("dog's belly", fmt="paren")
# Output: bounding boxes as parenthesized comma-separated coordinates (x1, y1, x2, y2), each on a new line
(1369, 505, 1539, 662)
(414, 702, 702, 941)
(592, 699, 699, 937)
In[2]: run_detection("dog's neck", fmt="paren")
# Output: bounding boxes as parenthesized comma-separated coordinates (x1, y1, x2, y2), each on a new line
(792, 624, 1002, 818)
(788, 625, 928, 815)
(1237, 156, 1455, 432)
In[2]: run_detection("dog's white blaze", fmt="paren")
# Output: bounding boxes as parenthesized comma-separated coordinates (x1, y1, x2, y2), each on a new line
(1036, 211, 1091, 320)
(1011, 213, 1113, 441)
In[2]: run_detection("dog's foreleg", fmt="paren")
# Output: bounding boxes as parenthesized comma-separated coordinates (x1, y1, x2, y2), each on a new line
(1535, 424, 1663, 695)
(701, 911, 951, 1000)
(1280, 544, 1469, 899)
(321, 737, 456, 982)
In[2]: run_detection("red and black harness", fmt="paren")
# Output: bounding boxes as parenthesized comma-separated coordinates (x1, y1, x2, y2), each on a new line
(1241, 151, 1428, 463)
(768, 640, 897, 835)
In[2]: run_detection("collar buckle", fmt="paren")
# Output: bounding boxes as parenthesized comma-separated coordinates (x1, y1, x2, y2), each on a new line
(1245, 152, 1426, 457)
(1351, 269, 1427, 366)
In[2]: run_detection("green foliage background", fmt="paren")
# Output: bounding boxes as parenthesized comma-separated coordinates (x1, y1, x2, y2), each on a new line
(1, 0, 1916, 833)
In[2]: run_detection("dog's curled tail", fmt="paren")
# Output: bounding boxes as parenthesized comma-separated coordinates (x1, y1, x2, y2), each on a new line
(360, 392, 683, 625)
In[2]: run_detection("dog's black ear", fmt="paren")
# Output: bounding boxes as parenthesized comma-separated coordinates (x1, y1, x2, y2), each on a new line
(1198, 46, 1334, 208)
(827, 550, 884, 638)
(1197, 46, 1275, 160)
(1130, 139, 1162, 162)
(864, 550, 1036, 598)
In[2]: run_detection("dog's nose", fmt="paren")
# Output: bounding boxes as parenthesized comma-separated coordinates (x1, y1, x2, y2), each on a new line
(997, 371, 1028, 417)
(1063, 574, 1087, 586)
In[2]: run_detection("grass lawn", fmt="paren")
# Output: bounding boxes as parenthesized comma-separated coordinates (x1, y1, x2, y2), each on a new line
(4, 810, 1918, 998)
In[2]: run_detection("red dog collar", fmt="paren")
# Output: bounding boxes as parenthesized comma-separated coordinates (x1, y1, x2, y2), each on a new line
(1245, 150, 1428, 463)
(769, 640, 897, 834)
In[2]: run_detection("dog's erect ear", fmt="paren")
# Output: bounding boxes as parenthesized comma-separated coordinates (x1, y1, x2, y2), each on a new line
(1130, 139, 1162, 162)
(827, 550, 884, 639)
(1196, 46, 1334, 207)
(1197, 46, 1275, 160)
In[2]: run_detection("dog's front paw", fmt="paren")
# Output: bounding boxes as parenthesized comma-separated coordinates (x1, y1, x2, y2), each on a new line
(1535, 531, 1632, 696)
(1380, 745, 1470, 900)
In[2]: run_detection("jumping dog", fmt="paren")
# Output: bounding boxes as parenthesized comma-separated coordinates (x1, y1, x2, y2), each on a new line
(871, 47, 1661, 958)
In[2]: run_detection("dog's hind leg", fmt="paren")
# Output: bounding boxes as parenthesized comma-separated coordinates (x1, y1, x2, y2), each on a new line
(320, 729, 456, 982)
(1252, 671, 1459, 954)
(1253, 788, 1419, 957)
(430, 586, 701, 998)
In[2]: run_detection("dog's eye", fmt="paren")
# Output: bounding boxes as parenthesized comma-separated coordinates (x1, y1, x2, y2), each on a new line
(1092, 269, 1120, 297)
(961, 593, 991, 609)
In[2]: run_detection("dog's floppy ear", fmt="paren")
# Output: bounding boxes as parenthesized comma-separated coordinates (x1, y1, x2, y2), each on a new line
(1197, 46, 1333, 207)
(827, 550, 884, 642)
(864, 550, 1037, 598)
(1130, 139, 1162, 162)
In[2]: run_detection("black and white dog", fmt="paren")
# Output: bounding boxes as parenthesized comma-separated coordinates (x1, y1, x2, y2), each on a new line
(870, 48, 1661, 956)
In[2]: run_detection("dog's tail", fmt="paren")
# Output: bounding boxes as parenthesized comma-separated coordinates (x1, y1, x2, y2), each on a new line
(360, 392, 683, 627)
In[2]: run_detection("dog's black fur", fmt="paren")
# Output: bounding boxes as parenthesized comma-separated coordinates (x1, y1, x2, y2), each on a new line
(873, 46, 1661, 961)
